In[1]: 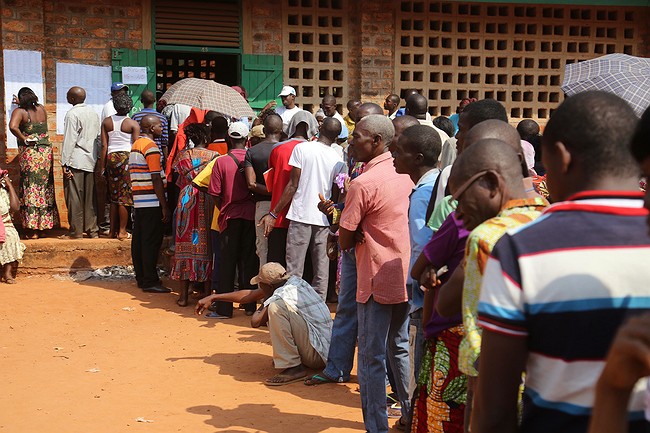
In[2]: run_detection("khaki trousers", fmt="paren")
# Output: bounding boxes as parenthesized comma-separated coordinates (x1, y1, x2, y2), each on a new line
(254, 201, 270, 269)
(267, 298, 325, 370)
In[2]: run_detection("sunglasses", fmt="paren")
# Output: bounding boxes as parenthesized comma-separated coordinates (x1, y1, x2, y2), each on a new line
(451, 170, 492, 201)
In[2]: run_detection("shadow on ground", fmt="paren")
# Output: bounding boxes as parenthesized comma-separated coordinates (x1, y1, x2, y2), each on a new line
(187, 403, 364, 433)
(167, 352, 360, 409)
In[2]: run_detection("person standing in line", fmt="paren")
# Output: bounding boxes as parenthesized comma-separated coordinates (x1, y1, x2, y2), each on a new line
(384, 94, 401, 120)
(391, 124, 442, 428)
(474, 91, 649, 433)
(321, 95, 349, 142)
(60, 86, 101, 239)
(100, 93, 139, 240)
(259, 111, 319, 266)
(129, 115, 170, 293)
(208, 122, 258, 318)
(343, 99, 361, 137)
(101, 82, 129, 120)
(405, 94, 450, 147)
(339, 114, 414, 432)
(269, 117, 346, 301)
(131, 89, 169, 164)
(170, 124, 217, 307)
(8, 87, 59, 239)
(243, 114, 284, 269)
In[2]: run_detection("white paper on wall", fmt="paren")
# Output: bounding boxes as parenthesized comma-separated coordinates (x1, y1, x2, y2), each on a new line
(56, 62, 111, 134)
(3, 50, 44, 149)
(121, 66, 148, 85)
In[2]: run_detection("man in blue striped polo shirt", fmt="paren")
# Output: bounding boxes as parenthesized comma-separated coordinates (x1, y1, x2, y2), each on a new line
(473, 91, 650, 433)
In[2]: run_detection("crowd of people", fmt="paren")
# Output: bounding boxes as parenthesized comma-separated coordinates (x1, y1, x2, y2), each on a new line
(4, 80, 650, 433)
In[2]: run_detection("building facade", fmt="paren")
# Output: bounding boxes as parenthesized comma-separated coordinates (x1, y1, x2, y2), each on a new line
(1, 0, 649, 224)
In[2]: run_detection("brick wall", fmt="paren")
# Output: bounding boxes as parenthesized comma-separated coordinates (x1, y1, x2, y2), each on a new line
(0, 0, 144, 227)
(358, 0, 395, 106)
(250, 0, 283, 55)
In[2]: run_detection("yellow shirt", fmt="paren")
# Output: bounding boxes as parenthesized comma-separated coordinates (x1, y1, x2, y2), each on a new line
(193, 157, 222, 231)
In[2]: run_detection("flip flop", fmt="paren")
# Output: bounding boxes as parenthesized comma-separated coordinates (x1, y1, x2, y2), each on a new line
(118, 233, 132, 241)
(304, 373, 341, 386)
(264, 374, 309, 387)
(4, 278, 16, 285)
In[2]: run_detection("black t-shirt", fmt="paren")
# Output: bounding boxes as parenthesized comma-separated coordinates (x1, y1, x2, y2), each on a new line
(243, 140, 276, 202)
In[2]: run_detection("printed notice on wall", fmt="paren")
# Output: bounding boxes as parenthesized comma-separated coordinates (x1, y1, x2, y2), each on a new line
(56, 62, 111, 134)
(3, 50, 45, 149)
(121, 66, 148, 85)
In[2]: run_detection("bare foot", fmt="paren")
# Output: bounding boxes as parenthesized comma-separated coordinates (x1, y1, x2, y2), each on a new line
(177, 298, 189, 307)
(264, 365, 308, 386)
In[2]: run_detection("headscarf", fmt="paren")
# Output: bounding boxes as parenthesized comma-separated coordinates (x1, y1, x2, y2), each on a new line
(284, 110, 319, 139)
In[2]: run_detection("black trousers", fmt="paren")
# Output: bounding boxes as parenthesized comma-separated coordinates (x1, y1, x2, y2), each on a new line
(266, 227, 288, 267)
(132, 206, 164, 288)
(215, 218, 258, 317)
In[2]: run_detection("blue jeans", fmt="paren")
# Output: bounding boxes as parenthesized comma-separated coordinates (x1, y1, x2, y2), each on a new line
(322, 249, 357, 382)
(358, 296, 411, 433)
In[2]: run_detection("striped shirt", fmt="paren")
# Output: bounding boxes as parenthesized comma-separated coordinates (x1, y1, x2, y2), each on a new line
(129, 137, 165, 208)
(478, 191, 650, 433)
(131, 108, 168, 164)
(459, 197, 548, 376)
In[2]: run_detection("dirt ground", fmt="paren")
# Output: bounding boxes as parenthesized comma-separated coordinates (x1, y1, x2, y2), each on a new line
(0, 276, 366, 432)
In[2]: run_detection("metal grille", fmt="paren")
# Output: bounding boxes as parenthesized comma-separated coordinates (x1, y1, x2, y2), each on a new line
(155, 0, 240, 48)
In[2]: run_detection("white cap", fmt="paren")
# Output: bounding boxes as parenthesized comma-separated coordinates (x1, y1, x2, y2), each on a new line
(278, 85, 297, 97)
(228, 121, 250, 139)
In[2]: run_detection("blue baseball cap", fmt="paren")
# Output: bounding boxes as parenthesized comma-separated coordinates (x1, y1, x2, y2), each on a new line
(111, 82, 129, 92)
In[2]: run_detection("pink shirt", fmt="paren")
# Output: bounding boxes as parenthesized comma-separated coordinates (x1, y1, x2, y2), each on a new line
(339, 152, 414, 304)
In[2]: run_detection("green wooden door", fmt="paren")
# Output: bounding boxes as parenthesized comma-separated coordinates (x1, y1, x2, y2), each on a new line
(241, 54, 283, 112)
(111, 49, 157, 114)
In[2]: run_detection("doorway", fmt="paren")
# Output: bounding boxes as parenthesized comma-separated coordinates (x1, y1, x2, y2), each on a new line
(155, 51, 240, 95)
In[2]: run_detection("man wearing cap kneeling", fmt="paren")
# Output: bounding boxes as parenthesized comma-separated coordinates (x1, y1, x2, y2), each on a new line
(196, 262, 333, 386)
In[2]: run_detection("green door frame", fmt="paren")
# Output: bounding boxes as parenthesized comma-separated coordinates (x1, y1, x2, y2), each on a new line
(151, 0, 244, 83)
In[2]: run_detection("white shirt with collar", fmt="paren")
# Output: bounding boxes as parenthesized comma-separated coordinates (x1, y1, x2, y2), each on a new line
(61, 103, 101, 172)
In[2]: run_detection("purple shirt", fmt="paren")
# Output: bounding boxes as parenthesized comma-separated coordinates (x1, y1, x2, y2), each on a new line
(422, 211, 469, 340)
(209, 148, 254, 231)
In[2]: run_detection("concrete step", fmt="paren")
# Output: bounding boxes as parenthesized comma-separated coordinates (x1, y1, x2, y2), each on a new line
(21, 236, 133, 274)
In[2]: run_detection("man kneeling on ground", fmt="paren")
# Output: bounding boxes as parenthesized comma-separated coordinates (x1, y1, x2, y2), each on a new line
(196, 262, 333, 386)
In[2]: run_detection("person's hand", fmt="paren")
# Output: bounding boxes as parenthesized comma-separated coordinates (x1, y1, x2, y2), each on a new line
(318, 193, 335, 216)
(195, 295, 215, 315)
(419, 265, 442, 292)
(11, 95, 19, 105)
(62, 166, 74, 179)
(354, 228, 365, 245)
(326, 234, 338, 261)
(263, 100, 277, 111)
(161, 205, 171, 224)
(259, 213, 276, 237)
(598, 313, 650, 391)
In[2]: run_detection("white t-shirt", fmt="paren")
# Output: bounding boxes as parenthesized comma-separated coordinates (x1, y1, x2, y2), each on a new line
(275, 105, 302, 128)
(287, 141, 346, 226)
(101, 99, 116, 121)
(170, 104, 192, 132)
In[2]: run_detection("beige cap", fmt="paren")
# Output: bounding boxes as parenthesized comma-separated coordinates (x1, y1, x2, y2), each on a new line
(250, 262, 290, 285)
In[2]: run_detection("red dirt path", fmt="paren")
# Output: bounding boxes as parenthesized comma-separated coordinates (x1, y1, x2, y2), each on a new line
(0, 276, 365, 432)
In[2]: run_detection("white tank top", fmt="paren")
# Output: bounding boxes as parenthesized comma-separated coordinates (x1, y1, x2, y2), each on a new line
(107, 115, 132, 153)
